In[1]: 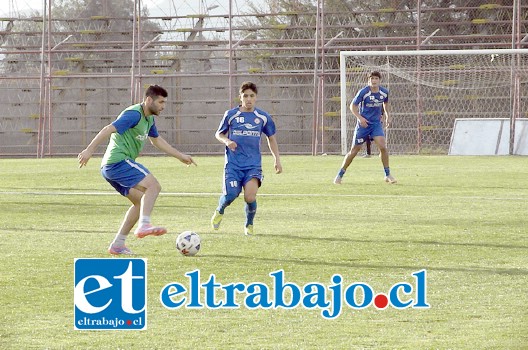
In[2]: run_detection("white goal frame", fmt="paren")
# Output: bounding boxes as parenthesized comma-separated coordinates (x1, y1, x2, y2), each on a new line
(339, 48, 528, 155)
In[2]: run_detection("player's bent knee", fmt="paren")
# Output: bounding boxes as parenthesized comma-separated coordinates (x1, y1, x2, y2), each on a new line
(138, 174, 161, 192)
(147, 180, 162, 194)
(224, 191, 240, 205)
(244, 194, 256, 203)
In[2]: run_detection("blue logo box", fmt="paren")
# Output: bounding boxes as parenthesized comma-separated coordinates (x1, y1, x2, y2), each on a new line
(74, 258, 147, 330)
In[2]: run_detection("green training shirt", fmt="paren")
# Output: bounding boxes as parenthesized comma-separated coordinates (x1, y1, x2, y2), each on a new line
(101, 104, 155, 166)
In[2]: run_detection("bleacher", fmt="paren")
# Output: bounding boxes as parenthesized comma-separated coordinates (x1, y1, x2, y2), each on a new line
(0, 2, 526, 156)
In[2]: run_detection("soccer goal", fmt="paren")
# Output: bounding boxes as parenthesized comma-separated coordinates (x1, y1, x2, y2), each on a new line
(339, 49, 528, 155)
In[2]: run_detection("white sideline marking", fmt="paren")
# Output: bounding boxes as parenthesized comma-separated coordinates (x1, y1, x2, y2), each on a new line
(0, 190, 526, 202)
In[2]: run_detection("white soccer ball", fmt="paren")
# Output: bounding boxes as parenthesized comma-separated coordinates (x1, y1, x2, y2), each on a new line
(176, 231, 201, 256)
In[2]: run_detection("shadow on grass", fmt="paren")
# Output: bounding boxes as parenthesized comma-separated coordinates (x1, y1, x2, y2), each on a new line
(202, 253, 528, 276)
(3, 201, 205, 209)
(261, 233, 528, 251)
(0, 227, 110, 234)
(396, 182, 528, 192)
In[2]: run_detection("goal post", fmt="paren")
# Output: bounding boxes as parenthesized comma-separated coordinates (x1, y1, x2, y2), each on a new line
(339, 49, 528, 155)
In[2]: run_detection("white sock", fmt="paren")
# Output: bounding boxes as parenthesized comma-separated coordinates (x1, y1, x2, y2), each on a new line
(112, 234, 127, 247)
(139, 215, 151, 226)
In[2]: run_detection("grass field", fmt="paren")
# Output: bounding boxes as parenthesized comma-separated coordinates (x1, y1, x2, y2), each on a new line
(1, 155, 527, 349)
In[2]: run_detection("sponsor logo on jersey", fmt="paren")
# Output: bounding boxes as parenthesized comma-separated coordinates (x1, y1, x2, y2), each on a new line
(233, 129, 260, 137)
(136, 134, 149, 141)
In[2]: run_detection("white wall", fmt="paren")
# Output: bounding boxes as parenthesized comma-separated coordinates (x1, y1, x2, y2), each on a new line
(449, 118, 528, 155)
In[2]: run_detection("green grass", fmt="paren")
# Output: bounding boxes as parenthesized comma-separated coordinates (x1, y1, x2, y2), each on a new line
(0, 155, 527, 349)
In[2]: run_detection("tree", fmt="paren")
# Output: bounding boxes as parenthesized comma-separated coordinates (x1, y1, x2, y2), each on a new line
(1, 0, 162, 74)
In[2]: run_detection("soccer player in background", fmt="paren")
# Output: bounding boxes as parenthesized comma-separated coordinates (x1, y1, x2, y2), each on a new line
(211, 81, 282, 235)
(334, 71, 396, 184)
(362, 137, 372, 158)
(77, 85, 196, 255)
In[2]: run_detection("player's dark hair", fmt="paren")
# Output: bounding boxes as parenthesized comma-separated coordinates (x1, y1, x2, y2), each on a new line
(239, 81, 258, 95)
(368, 71, 382, 79)
(145, 85, 168, 99)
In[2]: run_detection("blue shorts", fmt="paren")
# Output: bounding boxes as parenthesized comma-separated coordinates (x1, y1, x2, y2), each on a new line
(353, 122, 385, 146)
(222, 167, 263, 198)
(101, 159, 150, 196)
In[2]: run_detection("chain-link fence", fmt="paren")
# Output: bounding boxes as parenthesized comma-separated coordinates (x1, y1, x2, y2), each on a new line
(0, 0, 526, 157)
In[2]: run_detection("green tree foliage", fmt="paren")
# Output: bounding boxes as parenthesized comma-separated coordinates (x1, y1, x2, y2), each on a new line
(1, 0, 161, 74)
(234, 0, 520, 74)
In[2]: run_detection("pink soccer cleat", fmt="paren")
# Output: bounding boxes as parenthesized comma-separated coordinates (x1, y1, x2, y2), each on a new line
(384, 175, 397, 184)
(108, 244, 134, 255)
(134, 224, 167, 238)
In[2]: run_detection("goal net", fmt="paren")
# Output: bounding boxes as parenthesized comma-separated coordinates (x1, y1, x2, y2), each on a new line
(339, 49, 528, 155)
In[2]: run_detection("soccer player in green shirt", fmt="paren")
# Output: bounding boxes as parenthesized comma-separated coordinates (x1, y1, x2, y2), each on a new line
(78, 85, 196, 255)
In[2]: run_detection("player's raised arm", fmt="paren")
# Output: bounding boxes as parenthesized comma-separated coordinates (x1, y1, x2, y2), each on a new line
(78, 124, 116, 168)
(149, 135, 196, 166)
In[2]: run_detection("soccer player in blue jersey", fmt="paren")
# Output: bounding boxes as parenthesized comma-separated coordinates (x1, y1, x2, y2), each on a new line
(78, 85, 196, 255)
(334, 71, 396, 184)
(211, 81, 282, 235)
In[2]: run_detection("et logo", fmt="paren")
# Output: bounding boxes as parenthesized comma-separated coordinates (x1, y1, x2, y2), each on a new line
(74, 258, 147, 330)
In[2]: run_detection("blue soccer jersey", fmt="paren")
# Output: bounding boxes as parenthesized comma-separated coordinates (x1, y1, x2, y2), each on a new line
(217, 107, 276, 170)
(352, 86, 389, 123)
